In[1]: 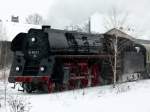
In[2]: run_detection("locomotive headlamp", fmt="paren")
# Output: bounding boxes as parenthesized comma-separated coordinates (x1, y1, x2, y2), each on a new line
(40, 66, 45, 72)
(31, 37, 36, 42)
(135, 47, 140, 53)
(15, 66, 20, 72)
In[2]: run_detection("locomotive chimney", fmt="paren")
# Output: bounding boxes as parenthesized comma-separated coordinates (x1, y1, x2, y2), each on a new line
(42, 25, 51, 31)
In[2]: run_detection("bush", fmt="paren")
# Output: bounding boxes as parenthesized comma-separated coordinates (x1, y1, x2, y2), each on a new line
(114, 84, 130, 94)
(7, 95, 31, 112)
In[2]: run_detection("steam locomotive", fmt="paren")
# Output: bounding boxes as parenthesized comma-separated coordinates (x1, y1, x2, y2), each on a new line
(8, 26, 147, 93)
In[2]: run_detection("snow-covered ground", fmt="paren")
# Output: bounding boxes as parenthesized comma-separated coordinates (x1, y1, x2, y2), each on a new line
(0, 78, 150, 112)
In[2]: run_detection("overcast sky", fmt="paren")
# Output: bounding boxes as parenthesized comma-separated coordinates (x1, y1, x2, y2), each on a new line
(0, 0, 150, 36)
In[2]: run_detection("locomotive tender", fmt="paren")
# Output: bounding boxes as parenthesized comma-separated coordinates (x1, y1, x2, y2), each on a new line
(8, 26, 147, 93)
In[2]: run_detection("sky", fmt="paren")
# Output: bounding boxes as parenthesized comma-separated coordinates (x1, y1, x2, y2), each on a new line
(0, 0, 150, 37)
(0, 0, 53, 20)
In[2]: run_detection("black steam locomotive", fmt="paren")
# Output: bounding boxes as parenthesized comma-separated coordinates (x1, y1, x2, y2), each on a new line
(8, 26, 147, 93)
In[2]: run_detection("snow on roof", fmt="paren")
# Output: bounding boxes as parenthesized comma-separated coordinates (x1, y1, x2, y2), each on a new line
(105, 28, 150, 51)
(0, 21, 41, 41)
(106, 28, 150, 44)
(105, 28, 135, 40)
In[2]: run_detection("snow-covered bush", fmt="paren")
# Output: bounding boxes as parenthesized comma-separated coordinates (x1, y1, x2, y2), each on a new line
(7, 95, 31, 112)
(114, 84, 130, 94)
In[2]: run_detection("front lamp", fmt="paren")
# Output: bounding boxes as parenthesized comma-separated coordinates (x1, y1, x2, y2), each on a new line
(15, 66, 20, 72)
(31, 37, 36, 43)
(40, 66, 46, 72)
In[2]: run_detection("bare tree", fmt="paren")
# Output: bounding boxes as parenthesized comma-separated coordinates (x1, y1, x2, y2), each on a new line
(26, 13, 43, 25)
(103, 7, 131, 86)
(0, 22, 10, 109)
(104, 7, 130, 32)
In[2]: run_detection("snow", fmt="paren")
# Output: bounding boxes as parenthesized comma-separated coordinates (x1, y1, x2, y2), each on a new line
(0, 78, 150, 112)
(29, 81, 150, 112)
